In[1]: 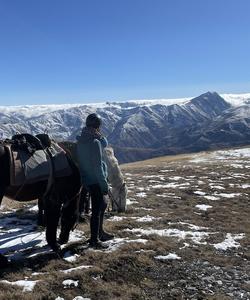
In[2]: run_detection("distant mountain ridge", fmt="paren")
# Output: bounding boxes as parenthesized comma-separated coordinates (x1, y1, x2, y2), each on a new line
(0, 92, 249, 162)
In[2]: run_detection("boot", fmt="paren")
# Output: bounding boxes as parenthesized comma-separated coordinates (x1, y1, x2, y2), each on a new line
(88, 239, 109, 250)
(99, 230, 114, 241)
(98, 210, 114, 242)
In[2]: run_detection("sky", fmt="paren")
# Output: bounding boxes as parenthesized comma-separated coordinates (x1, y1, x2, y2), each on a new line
(0, 0, 249, 105)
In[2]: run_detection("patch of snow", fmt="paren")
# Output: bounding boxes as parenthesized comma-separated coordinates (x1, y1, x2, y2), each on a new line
(204, 195, 220, 201)
(125, 227, 212, 245)
(151, 182, 190, 189)
(135, 249, 155, 253)
(73, 297, 91, 300)
(136, 187, 145, 191)
(230, 164, 244, 169)
(103, 237, 148, 252)
(213, 148, 250, 160)
(241, 184, 250, 189)
(63, 251, 80, 262)
(169, 176, 183, 181)
(31, 272, 48, 276)
(172, 222, 208, 231)
(134, 207, 153, 211)
(194, 191, 206, 196)
(195, 204, 212, 211)
(180, 242, 190, 249)
(107, 216, 126, 222)
(209, 185, 225, 190)
(61, 265, 92, 273)
(198, 181, 205, 185)
(0, 210, 84, 260)
(135, 192, 147, 198)
(216, 193, 241, 198)
(62, 279, 79, 288)
(143, 175, 164, 179)
(213, 233, 245, 250)
(28, 205, 39, 212)
(155, 253, 181, 260)
(0, 279, 39, 292)
(159, 169, 175, 173)
(148, 180, 162, 183)
(190, 156, 208, 163)
(126, 198, 139, 205)
(135, 215, 161, 222)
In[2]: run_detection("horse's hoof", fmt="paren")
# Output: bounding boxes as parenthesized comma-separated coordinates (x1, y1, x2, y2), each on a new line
(48, 242, 61, 253)
(0, 254, 9, 268)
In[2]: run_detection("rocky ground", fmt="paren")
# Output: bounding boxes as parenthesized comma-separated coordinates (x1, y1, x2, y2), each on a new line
(0, 147, 249, 300)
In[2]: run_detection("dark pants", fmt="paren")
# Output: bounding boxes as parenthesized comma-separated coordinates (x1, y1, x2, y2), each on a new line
(89, 184, 107, 242)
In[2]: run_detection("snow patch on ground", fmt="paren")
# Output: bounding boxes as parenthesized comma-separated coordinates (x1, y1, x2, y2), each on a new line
(194, 191, 206, 196)
(216, 193, 241, 198)
(126, 198, 139, 205)
(103, 237, 148, 252)
(61, 265, 93, 273)
(213, 233, 245, 250)
(195, 204, 213, 211)
(135, 192, 147, 198)
(63, 251, 80, 262)
(125, 226, 212, 245)
(62, 279, 79, 288)
(204, 195, 220, 201)
(155, 253, 181, 260)
(151, 182, 190, 189)
(0, 279, 39, 292)
(135, 215, 161, 222)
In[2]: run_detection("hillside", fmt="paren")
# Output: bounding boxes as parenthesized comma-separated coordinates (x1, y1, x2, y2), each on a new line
(0, 147, 249, 299)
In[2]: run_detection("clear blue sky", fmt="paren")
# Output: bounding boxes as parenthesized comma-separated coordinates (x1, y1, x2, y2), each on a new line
(0, 0, 249, 105)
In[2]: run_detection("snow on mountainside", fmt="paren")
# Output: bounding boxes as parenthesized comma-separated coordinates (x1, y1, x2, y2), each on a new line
(0, 91, 249, 162)
(222, 93, 250, 106)
(0, 92, 249, 118)
(0, 92, 243, 116)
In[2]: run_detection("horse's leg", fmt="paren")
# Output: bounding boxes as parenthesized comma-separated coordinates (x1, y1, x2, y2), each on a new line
(0, 185, 9, 268)
(37, 198, 45, 227)
(0, 253, 9, 268)
(44, 191, 61, 251)
(0, 185, 5, 207)
(84, 193, 90, 214)
(58, 194, 79, 245)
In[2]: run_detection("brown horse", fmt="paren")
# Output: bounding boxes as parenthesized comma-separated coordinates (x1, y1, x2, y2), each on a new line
(0, 135, 81, 267)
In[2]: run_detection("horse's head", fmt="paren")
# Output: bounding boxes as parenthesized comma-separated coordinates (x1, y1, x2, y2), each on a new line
(111, 182, 127, 213)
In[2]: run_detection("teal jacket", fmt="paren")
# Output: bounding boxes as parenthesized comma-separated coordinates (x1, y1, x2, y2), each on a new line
(76, 128, 108, 194)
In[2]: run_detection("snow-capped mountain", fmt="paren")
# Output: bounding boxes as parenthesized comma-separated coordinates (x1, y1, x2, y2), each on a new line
(0, 92, 249, 162)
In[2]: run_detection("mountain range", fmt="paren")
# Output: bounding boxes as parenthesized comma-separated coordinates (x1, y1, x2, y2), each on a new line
(0, 91, 249, 163)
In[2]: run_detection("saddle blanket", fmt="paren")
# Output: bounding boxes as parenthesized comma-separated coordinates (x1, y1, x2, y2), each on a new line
(7, 142, 72, 186)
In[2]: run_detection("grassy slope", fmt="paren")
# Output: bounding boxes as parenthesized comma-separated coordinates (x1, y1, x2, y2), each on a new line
(0, 148, 249, 300)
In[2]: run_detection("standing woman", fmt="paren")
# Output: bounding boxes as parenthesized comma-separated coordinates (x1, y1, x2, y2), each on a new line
(76, 113, 114, 249)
